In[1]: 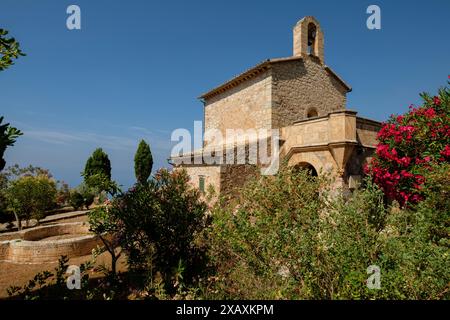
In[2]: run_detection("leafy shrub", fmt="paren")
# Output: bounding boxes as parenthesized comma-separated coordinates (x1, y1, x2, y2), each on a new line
(83, 193, 95, 209)
(88, 203, 123, 277)
(5, 173, 57, 229)
(1, 165, 53, 223)
(69, 191, 84, 211)
(366, 84, 450, 206)
(0, 172, 8, 221)
(7, 255, 102, 300)
(55, 181, 70, 207)
(0, 116, 23, 172)
(91, 168, 209, 293)
(75, 182, 96, 209)
(0, 29, 26, 72)
(206, 164, 450, 299)
(207, 165, 325, 299)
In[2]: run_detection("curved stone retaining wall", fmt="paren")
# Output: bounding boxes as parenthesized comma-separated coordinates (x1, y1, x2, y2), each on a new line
(0, 222, 102, 264)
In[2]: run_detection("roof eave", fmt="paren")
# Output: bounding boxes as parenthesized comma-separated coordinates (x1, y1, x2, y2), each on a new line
(199, 55, 352, 100)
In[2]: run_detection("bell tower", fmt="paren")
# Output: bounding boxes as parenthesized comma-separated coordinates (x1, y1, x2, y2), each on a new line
(293, 16, 324, 63)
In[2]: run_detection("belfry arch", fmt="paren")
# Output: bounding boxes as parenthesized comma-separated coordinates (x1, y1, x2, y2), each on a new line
(293, 16, 325, 62)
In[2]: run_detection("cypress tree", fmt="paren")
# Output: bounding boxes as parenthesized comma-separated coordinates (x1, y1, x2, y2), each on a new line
(83, 148, 112, 184)
(134, 139, 153, 184)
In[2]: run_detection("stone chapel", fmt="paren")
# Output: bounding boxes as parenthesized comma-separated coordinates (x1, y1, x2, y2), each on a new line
(171, 16, 381, 197)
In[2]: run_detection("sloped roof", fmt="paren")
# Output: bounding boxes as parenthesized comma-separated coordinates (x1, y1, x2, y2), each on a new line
(199, 55, 352, 100)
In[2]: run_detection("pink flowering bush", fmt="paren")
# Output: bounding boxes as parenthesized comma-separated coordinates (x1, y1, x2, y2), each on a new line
(366, 84, 450, 206)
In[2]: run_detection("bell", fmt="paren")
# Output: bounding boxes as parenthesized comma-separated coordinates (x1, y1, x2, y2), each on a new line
(308, 30, 316, 46)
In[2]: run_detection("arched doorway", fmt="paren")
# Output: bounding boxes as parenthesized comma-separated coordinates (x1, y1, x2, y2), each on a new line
(293, 162, 318, 177)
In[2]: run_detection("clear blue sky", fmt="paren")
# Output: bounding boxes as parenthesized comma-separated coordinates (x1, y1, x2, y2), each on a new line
(1, 0, 449, 188)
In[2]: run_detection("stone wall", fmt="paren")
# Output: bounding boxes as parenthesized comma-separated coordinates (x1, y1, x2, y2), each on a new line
(204, 70, 272, 145)
(219, 164, 259, 199)
(280, 116, 330, 151)
(0, 222, 102, 264)
(181, 165, 222, 195)
(271, 57, 348, 128)
(6, 235, 102, 264)
(356, 117, 381, 147)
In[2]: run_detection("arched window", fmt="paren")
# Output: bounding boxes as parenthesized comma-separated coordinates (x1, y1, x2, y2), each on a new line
(307, 107, 318, 118)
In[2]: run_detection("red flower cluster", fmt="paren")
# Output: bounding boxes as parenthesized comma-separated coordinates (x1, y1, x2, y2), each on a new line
(441, 145, 450, 160)
(377, 123, 415, 143)
(375, 144, 411, 167)
(367, 88, 450, 207)
(367, 157, 423, 206)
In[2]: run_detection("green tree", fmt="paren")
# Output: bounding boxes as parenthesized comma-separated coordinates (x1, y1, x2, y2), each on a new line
(0, 29, 25, 71)
(5, 174, 57, 230)
(1, 165, 51, 220)
(74, 182, 96, 209)
(0, 116, 23, 172)
(134, 139, 153, 184)
(88, 204, 122, 278)
(69, 191, 84, 211)
(55, 181, 70, 207)
(89, 169, 208, 292)
(82, 148, 112, 192)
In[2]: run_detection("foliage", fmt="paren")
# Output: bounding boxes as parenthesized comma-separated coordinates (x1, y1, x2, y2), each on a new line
(88, 204, 123, 277)
(0, 29, 25, 71)
(134, 139, 153, 185)
(366, 84, 450, 206)
(0, 173, 8, 220)
(0, 116, 23, 172)
(12, 164, 449, 300)
(82, 148, 112, 192)
(6, 255, 102, 300)
(206, 164, 450, 299)
(69, 191, 85, 211)
(55, 181, 70, 207)
(1, 164, 52, 179)
(97, 169, 209, 293)
(5, 172, 57, 229)
(75, 182, 96, 209)
(83, 193, 95, 209)
(1, 165, 51, 221)
(207, 165, 325, 299)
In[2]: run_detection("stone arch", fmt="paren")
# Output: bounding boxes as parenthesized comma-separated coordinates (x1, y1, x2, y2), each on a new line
(293, 161, 318, 177)
(287, 150, 337, 177)
(293, 16, 325, 62)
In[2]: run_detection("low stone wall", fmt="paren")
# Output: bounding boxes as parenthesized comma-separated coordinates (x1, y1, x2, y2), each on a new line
(0, 222, 102, 264)
(0, 241, 9, 261)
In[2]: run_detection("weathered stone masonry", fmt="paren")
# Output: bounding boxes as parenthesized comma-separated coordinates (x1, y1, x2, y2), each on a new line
(172, 16, 381, 197)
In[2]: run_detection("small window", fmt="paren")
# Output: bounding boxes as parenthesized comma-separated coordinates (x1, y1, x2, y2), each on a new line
(199, 176, 205, 193)
(307, 108, 318, 118)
